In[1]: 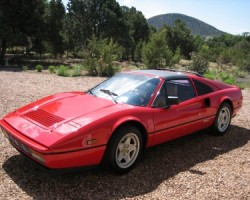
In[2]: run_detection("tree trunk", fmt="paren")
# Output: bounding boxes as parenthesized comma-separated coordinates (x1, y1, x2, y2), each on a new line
(0, 39, 7, 65)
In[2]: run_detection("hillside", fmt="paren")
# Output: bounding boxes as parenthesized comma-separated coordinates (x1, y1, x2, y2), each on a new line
(147, 13, 225, 37)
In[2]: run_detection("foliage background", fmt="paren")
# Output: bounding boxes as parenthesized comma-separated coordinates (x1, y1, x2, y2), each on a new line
(0, 0, 249, 85)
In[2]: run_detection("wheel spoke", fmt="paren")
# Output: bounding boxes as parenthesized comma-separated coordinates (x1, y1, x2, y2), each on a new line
(125, 137, 132, 145)
(124, 154, 131, 163)
(118, 143, 124, 151)
(117, 152, 125, 162)
(222, 112, 227, 121)
(218, 116, 222, 124)
(128, 143, 137, 153)
(220, 123, 224, 129)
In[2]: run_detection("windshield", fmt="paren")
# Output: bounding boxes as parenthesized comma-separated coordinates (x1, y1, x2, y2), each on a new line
(89, 73, 160, 107)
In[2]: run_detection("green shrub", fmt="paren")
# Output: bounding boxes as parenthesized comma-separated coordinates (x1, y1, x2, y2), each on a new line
(169, 47, 181, 67)
(217, 49, 232, 64)
(48, 65, 55, 74)
(55, 65, 60, 71)
(72, 65, 82, 77)
(36, 64, 43, 72)
(22, 65, 28, 71)
(217, 71, 237, 85)
(204, 73, 216, 80)
(142, 29, 173, 69)
(189, 53, 209, 75)
(57, 65, 70, 77)
(128, 65, 140, 70)
(133, 41, 143, 62)
(205, 68, 221, 80)
(237, 80, 250, 89)
(236, 70, 246, 78)
(85, 36, 121, 76)
(84, 58, 97, 76)
(223, 76, 237, 85)
(219, 71, 230, 81)
(205, 68, 239, 85)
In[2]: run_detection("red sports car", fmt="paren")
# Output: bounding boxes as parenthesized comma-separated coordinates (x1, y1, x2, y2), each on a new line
(0, 70, 243, 173)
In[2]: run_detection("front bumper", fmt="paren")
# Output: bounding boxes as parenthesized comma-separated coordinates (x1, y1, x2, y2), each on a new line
(0, 120, 106, 169)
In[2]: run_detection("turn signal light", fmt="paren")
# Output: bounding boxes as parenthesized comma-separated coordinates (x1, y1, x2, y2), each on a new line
(87, 139, 97, 145)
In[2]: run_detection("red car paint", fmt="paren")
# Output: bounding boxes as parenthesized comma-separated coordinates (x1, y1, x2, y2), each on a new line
(0, 70, 243, 169)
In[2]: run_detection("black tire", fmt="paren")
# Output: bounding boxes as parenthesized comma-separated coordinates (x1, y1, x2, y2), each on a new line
(103, 125, 143, 174)
(212, 102, 232, 135)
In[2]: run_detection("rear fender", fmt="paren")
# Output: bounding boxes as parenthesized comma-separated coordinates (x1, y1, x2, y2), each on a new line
(219, 96, 233, 108)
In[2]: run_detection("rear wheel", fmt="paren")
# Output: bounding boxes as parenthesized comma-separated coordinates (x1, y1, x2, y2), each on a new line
(213, 102, 232, 135)
(104, 126, 143, 174)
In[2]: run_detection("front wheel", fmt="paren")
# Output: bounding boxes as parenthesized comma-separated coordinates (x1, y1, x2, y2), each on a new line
(104, 126, 143, 174)
(213, 102, 232, 135)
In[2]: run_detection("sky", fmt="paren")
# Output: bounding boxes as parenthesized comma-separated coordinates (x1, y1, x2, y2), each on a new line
(62, 0, 250, 35)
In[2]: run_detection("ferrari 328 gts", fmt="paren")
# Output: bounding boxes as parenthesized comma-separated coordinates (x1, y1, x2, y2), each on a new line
(0, 70, 243, 173)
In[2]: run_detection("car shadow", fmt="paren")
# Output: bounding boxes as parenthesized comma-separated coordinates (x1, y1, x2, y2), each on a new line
(2, 125, 250, 199)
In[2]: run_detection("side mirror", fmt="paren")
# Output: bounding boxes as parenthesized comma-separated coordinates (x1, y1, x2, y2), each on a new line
(152, 95, 179, 109)
(168, 96, 179, 105)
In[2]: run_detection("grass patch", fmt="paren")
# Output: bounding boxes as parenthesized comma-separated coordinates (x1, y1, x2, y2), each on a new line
(205, 66, 249, 88)
(22, 65, 28, 71)
(48, 65, 56, 74)
(236, 71, 246, 78)
(236, 81, 250, 89)
(57, 65, 70, 77)
(71, 65, 82, 77)
(36, 65, 43, 72)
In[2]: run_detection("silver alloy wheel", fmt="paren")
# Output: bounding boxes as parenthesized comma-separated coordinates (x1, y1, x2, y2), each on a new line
(217, 107, 231, 132)
(115, 133, 140, 169)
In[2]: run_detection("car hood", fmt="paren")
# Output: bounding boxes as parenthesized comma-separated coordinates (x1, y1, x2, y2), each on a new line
(19, 92, 114, 128)
(2, 92, 115, 148)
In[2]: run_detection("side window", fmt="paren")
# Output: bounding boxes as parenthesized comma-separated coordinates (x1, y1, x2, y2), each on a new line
(153, 79, 196, 107)
(166, 79, 195, 102)
(193, 79, 213, 96)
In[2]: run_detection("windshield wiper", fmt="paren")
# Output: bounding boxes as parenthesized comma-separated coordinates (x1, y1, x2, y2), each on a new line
(88, 89, 96, 96)
(100, 89, 118, 103)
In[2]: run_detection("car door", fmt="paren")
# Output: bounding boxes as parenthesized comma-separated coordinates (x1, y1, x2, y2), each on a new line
(151, 78, 213, 146)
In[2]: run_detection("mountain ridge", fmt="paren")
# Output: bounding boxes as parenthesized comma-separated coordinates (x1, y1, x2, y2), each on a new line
(147, 13, 226, 37)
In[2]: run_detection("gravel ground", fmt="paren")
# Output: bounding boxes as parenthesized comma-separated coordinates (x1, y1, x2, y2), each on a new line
(0, 71, 249, 200)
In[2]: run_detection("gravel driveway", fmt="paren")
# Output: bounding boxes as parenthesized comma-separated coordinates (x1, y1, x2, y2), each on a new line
(0, 71, 249, 200)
